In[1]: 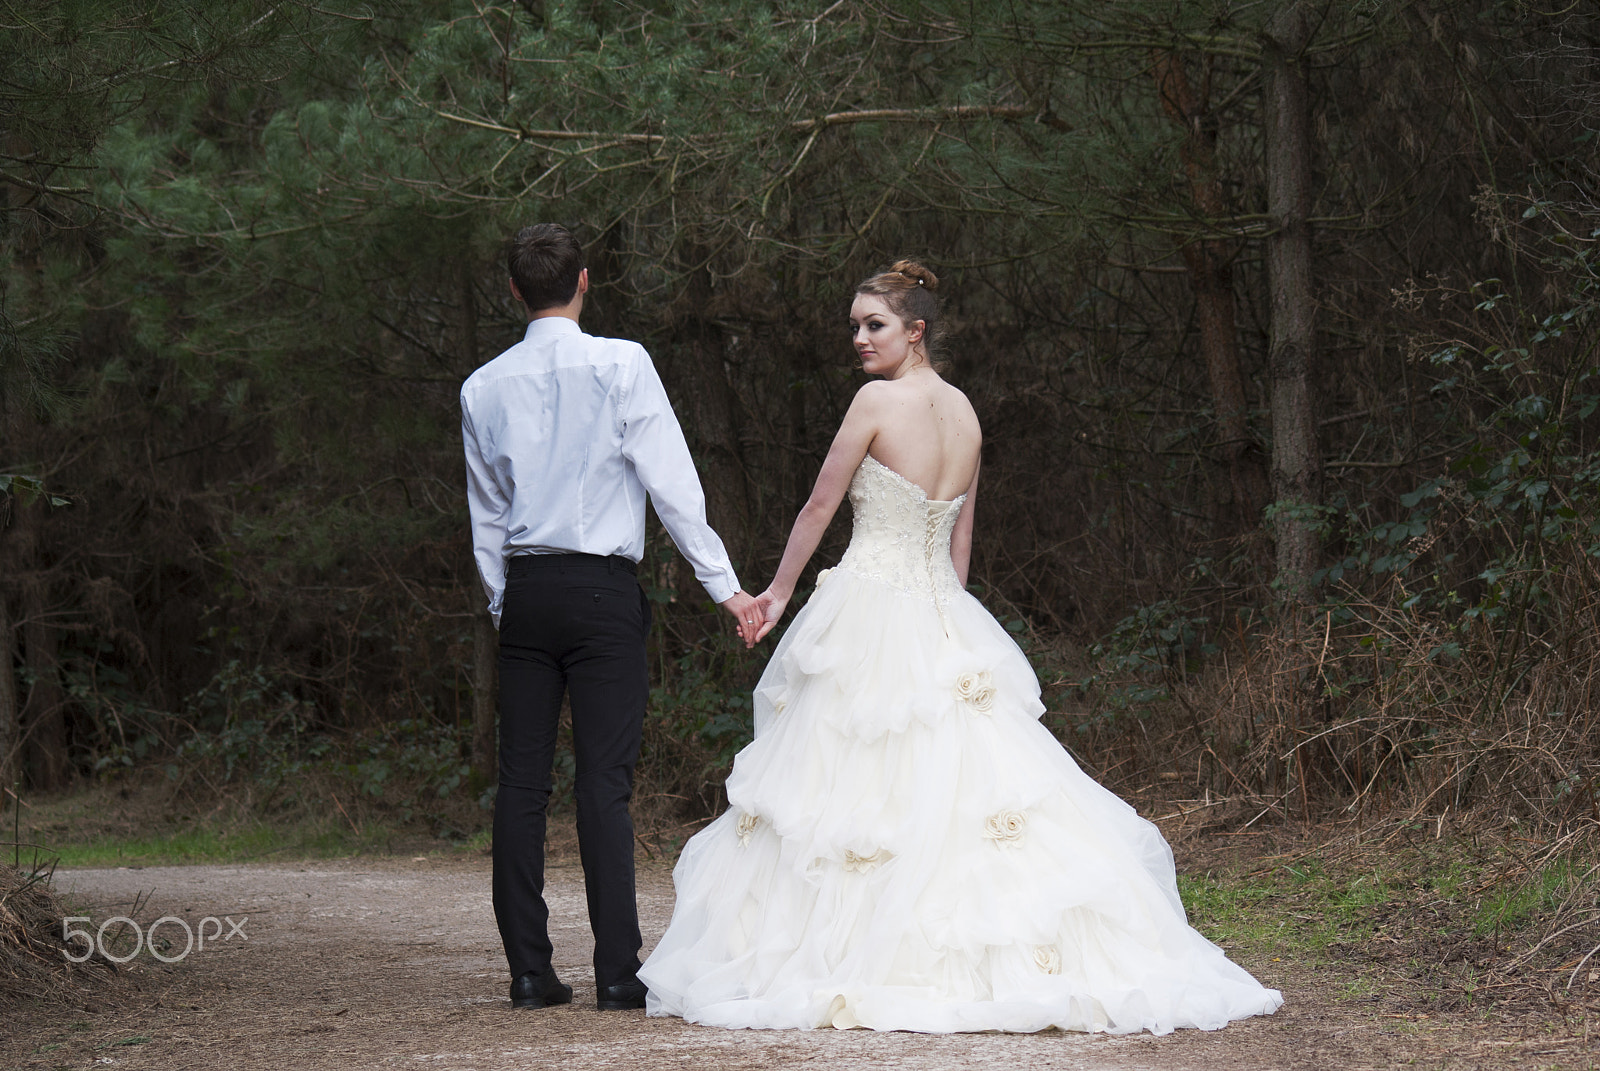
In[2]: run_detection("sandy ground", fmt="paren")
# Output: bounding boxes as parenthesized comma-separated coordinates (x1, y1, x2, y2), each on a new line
(2, 856, 1591, 1070)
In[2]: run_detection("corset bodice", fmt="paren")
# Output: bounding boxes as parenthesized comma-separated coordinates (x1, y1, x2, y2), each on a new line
(834, 455, 967, 600)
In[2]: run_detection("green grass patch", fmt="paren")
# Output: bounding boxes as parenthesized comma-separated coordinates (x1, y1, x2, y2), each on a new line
(1337, 976, 1379, 1000)
(1474, 857, 1577, 936)
(11, 779, 497, 868)
(1327, 870, 1393, 921)
(1179, 857, 1403, 958)
(1178, 871, 1279, 949)
(49, 821, 396, 868)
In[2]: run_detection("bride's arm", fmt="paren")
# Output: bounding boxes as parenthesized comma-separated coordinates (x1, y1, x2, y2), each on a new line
(950, 458, 980, 588)
(748, 386, 884, 642)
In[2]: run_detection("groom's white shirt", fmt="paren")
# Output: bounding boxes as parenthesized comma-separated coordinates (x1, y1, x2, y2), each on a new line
(461, 316, 740, 626)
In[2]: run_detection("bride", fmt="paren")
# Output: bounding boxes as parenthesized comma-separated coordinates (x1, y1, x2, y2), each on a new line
(637, 260, 1283, 1034)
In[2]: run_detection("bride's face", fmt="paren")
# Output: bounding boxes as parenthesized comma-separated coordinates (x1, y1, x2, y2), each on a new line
(849, 295, 925, 379)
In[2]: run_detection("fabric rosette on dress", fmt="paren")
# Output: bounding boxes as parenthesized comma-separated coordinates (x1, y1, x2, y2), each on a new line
(640, 455, 1282, 1034)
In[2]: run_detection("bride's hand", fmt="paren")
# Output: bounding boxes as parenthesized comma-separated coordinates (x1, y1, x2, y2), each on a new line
(751, 589, 788, 644)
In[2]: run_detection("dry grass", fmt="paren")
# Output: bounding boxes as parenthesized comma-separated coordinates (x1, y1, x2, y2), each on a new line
(1039, 570, 1600, 1019)
(0, 851, 111, 1010)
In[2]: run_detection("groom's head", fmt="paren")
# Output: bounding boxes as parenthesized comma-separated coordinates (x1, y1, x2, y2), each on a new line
(507, 224, 585, 315)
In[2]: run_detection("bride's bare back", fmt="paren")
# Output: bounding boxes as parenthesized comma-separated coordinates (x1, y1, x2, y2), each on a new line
(862, 373, 981, 502)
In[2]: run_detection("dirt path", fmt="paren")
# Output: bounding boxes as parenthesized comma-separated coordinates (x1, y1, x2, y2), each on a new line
(1, 857, 1582, 1070)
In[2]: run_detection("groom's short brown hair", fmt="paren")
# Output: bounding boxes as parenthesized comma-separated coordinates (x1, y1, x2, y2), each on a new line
(507, 224, 584, 312)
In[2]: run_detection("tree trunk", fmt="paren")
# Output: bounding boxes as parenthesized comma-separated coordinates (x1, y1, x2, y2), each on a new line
(13, 500, 68, 789)
(472, 611, 498, 780)
(1262, 3, 1323, 601)
(677, 259, 753, 570)
(460, 262, 481, 376)
(1151, 50, 1270, 535)
(0, 582, 17, 800)
(461, 263, 497, 781)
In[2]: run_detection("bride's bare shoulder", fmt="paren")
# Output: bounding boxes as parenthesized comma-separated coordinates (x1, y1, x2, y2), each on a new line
(853, 378, 897, 399)
(939, 380, 981, 426)
(848, 378, 901, 410)
(940, 378, 976, 407)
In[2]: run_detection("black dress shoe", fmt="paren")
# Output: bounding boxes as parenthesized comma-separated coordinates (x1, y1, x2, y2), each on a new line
(596, 980, 647, 1010)
(510, 969, 573, 1009)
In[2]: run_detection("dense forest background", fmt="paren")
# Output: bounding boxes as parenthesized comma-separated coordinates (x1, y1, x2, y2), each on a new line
(2, 0, 1598, 845)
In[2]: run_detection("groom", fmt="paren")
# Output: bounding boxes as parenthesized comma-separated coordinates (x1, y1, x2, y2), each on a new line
(461, 223, 758, 1010)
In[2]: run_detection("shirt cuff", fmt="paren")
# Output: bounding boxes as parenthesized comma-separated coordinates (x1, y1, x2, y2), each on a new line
(701, 574, 740, 605)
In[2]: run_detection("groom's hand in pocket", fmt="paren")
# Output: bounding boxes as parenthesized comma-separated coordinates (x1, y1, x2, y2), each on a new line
(719, 591, 761, 648)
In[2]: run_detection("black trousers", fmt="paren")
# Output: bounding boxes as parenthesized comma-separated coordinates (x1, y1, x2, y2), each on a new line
(492, 553, 651, 987)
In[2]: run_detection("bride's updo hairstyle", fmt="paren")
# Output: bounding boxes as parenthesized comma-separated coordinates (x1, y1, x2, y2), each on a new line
(855, 258, 944, 368)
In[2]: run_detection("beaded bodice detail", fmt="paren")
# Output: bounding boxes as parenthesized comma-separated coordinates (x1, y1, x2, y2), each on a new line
(834, 455, 967, 600)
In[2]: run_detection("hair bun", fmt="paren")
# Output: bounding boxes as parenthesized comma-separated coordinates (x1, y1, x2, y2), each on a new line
(889, 259, 939, 292)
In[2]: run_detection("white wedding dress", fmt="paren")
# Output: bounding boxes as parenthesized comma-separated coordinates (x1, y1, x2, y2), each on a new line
(639, 454, 1283, 1033)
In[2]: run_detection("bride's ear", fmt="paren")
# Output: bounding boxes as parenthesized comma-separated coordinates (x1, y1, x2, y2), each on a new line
(908, 319, 926, 345)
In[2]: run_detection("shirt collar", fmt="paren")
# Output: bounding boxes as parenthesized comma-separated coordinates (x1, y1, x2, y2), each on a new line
(524, 316, 583, 340)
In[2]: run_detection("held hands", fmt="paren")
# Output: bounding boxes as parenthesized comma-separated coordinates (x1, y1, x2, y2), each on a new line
(720, 591, 761, 648)
(719, 589, 788, 648)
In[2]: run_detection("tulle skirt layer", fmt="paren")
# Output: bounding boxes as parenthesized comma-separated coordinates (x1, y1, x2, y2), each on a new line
(639, 569, 1283, 1034)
